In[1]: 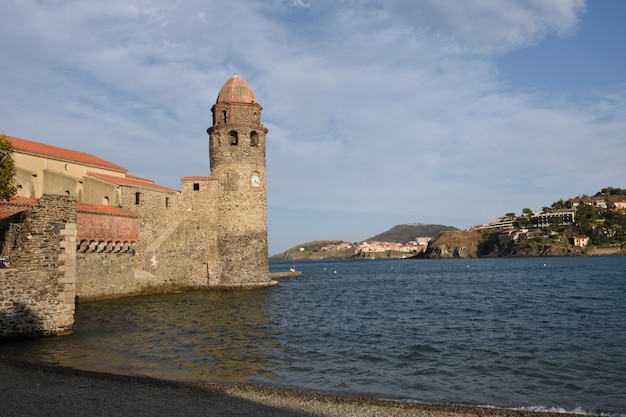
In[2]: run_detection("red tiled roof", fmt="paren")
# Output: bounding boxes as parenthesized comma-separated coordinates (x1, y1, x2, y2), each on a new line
(1, 198, 137, 213)
(77, 203, 137, 217)
(181, 176, 215, 181)
(87, 171, 178, 193)
(6, 135, 127, 173)
(126, 173, 154, 182)
(0, 196, 37, 219)
(2, 196, 38, 206)
(0, 197, 137, 219)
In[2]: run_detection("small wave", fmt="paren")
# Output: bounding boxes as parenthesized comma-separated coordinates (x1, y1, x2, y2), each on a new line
(512, 405, 624, 416)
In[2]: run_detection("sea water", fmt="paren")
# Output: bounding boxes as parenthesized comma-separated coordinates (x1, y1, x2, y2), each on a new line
(1, 257, 625, 415)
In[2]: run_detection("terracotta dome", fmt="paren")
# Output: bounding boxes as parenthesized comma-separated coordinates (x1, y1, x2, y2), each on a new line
(216, 73, 257, 104)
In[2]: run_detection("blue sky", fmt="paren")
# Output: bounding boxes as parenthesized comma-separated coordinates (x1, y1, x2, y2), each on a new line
(1, 1, 625, 255)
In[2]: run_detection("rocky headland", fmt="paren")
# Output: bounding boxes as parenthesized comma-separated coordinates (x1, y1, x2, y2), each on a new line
(418, 229, 591, 258)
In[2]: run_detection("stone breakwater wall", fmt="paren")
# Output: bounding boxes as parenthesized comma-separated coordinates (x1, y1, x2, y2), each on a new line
(75, 241, 137, 303)
(0, 195, 76, 340)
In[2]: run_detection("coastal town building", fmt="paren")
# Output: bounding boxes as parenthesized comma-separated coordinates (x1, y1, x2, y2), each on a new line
(530, 211, 575, 228)
(518, 230, 547, 240)
(611, 200, 626, 210)
(498, 229, 520, 243)
(471, 216, 516, 231)
(319, 239, 432, 256)
(567, 197, 607, 209)
(573, 235, 590, 247)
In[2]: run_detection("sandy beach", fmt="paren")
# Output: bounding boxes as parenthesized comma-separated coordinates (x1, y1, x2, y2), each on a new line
(0, 357, 595, 417)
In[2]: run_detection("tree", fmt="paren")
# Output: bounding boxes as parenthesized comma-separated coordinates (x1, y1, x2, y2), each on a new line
(601, 187, 626, 196)
(0, 134, 17, 201)
(515, 216, 530, 228)
(551, 199, 567, 210)
(574, 204, 598, 235)
(549, 215, 564, 229)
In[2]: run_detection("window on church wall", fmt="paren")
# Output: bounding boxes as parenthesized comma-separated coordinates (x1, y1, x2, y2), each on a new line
(250, 131, 258, 147)
(135, 192, 141, 205)
(165, 197, 170, 207)
(222, 110, 227, 124)
(230, 131, 238, 146)
(193, 183, 200, 191)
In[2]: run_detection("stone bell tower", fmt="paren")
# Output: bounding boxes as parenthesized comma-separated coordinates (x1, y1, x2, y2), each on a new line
(207, 73, 274, 288)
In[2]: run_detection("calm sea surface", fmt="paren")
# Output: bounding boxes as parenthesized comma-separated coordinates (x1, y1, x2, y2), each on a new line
(2, 257, 625, 415)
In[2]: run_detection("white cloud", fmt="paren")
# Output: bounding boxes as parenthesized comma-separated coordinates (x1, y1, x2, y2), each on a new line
(292, 0, 311, 8)
(387, 0, 586, 53)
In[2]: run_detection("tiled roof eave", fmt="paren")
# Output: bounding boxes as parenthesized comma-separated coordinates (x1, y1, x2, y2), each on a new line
(121, 183, 179, 194)
(86, 171, 179, 194)
(0, 200, 37, 207)
(76, 202, 138, 218)
(181, 176, 216, 181)
(76, 208, 138, 218)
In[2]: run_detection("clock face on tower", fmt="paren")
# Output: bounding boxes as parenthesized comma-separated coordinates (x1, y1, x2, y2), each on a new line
(251, 175, 260, 187)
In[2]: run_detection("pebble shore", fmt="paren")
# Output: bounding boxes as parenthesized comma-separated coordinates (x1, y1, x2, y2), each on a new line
(0, 358, 594, 417)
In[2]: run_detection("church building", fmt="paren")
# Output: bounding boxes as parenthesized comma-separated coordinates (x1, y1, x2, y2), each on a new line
(1, 73, 275, 302)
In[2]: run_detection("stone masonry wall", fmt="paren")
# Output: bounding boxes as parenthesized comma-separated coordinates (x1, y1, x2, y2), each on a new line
(119, 186, 179, 272)
(0, 194, 76, 340)
(180, 178, 220, 285)
(73, 207, 139, 301)
(143, 220, 188, 285)
(75, 250, 136, 302)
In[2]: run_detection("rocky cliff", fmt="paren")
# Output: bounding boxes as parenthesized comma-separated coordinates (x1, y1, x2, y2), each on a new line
(419, 230, 484, 258)
(420, 230, 588, 259)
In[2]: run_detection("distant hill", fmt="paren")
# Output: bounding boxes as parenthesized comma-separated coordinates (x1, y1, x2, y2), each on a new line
(365, 223, 458, 243)
(270, 223, 459, 260)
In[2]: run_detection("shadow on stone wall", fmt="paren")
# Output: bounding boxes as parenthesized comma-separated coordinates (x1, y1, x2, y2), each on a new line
(0, 211, 28, 257)
(0, 301, 45, 341)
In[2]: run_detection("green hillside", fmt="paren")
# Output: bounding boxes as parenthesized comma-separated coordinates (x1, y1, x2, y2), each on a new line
(365, 223, 458, 243)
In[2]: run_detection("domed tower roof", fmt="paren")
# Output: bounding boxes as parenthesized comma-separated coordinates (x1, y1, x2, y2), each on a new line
(215, 72, 257, 104)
